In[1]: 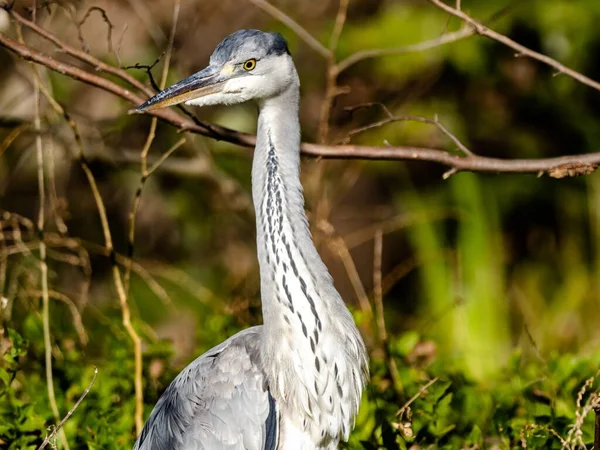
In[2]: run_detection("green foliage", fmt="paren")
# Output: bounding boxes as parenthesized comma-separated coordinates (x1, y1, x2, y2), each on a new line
(2, 318, 599, 448)
(353, 330, 600, 449)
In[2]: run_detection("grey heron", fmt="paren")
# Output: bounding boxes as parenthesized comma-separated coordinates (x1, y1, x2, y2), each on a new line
(133, 29, 369, 450)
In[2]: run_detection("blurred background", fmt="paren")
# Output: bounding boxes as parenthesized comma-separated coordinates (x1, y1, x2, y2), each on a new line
(1, 0, 599, 448)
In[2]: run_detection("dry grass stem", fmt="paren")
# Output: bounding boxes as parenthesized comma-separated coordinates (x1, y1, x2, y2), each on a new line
(28, 289, 89, 345)
(147, 137, 187, 176)
(76, 6, 117, 60)
(1, 123, 29, 157)
(22, 20, 71, 448)
(519, 424, 568, 449)
(29, 53, 145, 434)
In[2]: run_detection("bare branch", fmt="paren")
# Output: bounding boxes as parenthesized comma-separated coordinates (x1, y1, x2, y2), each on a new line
(302, 143, 600, 176)
(0, 27, 598, 177)
(427, 0, 600, 93)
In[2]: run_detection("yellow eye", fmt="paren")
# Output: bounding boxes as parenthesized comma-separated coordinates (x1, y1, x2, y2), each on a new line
(243, 59, 257, 71)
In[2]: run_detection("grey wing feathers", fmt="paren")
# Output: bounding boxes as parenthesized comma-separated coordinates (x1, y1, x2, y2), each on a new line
(134, 326, 278, 450)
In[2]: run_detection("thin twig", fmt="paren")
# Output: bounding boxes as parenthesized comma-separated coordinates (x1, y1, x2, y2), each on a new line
(381, 257, 420, 297)
(337, 25, 473, 73)
(37, 367, 98, 450)
(147, 137, 186, 176)
(328, 0, 349, 52)
(1, 123, 29, 157)
(396, 377, 439, 418)
(317, 0, 352, 145)
(123, 52, 165, 92)
(246, 0, 331, 58)
(343, 209, 456, 249)
(29, 289, 88, 345)
(76, 6, 115, 57)
(427, 0, 600, 92)
(311, 0, 353, 247)
(344, 109, 473, 156)
(318, 220, 373, 316)
(124, 0, 180, 299)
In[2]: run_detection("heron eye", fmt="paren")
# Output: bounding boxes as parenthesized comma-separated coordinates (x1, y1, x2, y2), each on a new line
(243, 59, 257, 71)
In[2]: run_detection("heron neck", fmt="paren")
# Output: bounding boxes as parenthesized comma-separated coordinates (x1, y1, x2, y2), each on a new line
(252, 81, 344, 342)
(252, 83, 324, 323)
(252, 82, 367, 444)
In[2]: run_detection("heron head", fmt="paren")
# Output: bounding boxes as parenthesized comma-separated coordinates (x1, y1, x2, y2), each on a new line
(137, 30, 295, 112)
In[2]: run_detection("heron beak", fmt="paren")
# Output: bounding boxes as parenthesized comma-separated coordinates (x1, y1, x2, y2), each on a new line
(136, 65, 229, 112)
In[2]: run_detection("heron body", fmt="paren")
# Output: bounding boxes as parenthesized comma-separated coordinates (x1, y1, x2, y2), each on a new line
(134, 30, 369, 450)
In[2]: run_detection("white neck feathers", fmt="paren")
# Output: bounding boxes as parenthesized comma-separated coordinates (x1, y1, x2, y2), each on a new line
(251, 75, 368, 447)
